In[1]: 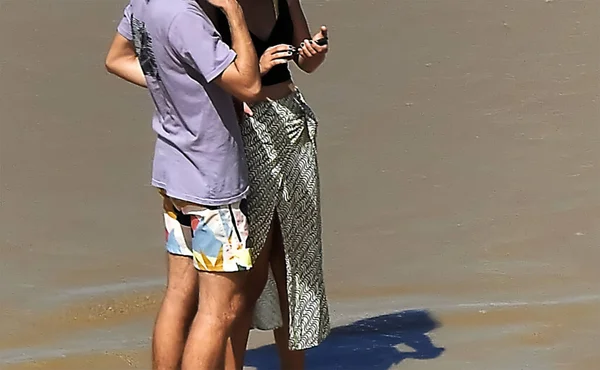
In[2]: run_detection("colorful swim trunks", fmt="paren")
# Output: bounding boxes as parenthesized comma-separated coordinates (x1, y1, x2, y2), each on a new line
(159, 189, 252, 272)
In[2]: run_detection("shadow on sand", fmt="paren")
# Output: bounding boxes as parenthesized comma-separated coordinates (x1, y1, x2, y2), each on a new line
(245, 309, 445, 370)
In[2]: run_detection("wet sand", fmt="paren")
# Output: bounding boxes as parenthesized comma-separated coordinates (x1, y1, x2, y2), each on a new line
(2, 0, 600, 368)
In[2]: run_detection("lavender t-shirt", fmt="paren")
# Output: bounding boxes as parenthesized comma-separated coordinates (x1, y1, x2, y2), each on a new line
(117, 0, 248, 206)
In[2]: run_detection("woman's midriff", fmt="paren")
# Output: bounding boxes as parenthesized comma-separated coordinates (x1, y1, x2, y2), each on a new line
(261, 80, 296, 101)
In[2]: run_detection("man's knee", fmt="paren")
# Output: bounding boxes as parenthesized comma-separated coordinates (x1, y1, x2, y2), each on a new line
(221, 299, 246, 326)
(197, 295, 245, 332)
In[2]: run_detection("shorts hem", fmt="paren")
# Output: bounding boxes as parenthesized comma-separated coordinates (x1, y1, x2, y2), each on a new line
(166, 250, 193, 258)
(152, 180, 249, 206)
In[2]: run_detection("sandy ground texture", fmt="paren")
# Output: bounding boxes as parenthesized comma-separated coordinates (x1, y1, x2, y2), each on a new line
(1, 0, 600, 369)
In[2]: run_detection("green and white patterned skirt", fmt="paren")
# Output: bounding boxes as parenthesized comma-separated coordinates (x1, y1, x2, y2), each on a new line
(241, 88, 331, 350)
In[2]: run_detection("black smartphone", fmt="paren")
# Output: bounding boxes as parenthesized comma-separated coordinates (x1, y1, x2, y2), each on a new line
(314, 37, 328, 46)
(291, 38, 329, 55)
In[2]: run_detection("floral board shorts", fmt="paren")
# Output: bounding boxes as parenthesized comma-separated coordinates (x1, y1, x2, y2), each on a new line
(159, 189, 252, 272)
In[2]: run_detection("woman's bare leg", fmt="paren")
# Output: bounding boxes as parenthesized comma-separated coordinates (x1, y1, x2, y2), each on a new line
(225, 216, 277, 370)
(270, 217, 305, 370)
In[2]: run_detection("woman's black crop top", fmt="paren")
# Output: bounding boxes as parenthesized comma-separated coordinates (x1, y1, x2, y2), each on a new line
(217, 0, 295, 86)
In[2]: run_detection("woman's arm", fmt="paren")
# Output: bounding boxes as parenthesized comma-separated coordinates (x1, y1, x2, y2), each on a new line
(105, 33, 147, 88)
(288, 0, 328, 73)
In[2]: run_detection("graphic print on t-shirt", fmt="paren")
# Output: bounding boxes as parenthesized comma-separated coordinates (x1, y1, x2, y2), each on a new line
(131, 17, 160, 80)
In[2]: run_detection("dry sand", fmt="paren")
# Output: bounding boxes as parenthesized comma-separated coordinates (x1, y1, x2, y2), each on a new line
(1, 0, 600, 368)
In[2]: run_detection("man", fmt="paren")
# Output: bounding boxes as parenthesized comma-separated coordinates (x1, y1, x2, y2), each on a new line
(105, 0, 261, 368)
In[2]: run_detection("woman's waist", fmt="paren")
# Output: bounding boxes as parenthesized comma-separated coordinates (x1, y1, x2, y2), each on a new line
(260, 81, 296, 101)
(246, 85, 313, 122)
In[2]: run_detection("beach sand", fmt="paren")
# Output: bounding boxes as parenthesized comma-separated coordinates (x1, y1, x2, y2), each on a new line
(1, 0, 600, 368)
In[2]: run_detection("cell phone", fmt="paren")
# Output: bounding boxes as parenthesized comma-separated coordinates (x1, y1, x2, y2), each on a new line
(314, 37, 328, 46)
(291, 38, 329, 55)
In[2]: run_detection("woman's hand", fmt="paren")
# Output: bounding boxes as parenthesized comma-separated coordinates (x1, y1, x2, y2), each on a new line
(243, 102, 253, 116)
(260, 44, 295, 76)
(297, 26, 328, 73)
(298, 26, 329, 59)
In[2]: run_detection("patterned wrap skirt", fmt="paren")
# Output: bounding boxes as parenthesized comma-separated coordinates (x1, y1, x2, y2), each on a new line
(241, 88, 331, 350)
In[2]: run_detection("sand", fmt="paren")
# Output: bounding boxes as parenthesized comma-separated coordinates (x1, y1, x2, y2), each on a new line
(1, 0, 600, 368)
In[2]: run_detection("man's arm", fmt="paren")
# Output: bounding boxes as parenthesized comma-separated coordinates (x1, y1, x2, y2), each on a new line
(211, 0, 262, 101)
(105, 2, 147, 87)
(105, 33, 147, 88)
(169, 0, 261, 102)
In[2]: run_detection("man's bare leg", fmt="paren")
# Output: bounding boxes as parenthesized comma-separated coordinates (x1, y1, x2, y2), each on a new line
(182, 270, 248, 370)
(153, 253, 199, 370)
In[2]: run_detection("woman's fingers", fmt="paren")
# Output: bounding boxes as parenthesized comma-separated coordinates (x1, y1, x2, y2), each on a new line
(265, 44, 294, 65)
(319, 25, 328, 39)
(243, 102, 253, 116)
(298, 40, 316, 59)
(298, 44, 309, 59)
(272, 58, 290, 66)
(272, 49, 294, 60)
(260, 44, 295, 75)
(303, 39, 318, 55)
(312, 43, 328, 54)
(268, 55, 293, 70)
(268, 44, 295, 56)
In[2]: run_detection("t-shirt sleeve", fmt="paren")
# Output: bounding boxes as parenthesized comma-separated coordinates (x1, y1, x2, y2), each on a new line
(168, 9, 236, 83)
(117, 2, 133, 41)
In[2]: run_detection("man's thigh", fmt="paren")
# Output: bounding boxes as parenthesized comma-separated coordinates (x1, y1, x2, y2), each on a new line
(197, 270, 248, 317)
(166, 253, 198, 299)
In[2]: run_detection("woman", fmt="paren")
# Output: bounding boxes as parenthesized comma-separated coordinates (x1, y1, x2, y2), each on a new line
(215, 0, 331, 368)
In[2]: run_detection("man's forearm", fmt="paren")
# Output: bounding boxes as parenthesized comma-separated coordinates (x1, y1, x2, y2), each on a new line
(121, 61, 147, 87)
(105, 33, 148, 88)
(221, 1, 260, 86)
(107, 57, 148, 88)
